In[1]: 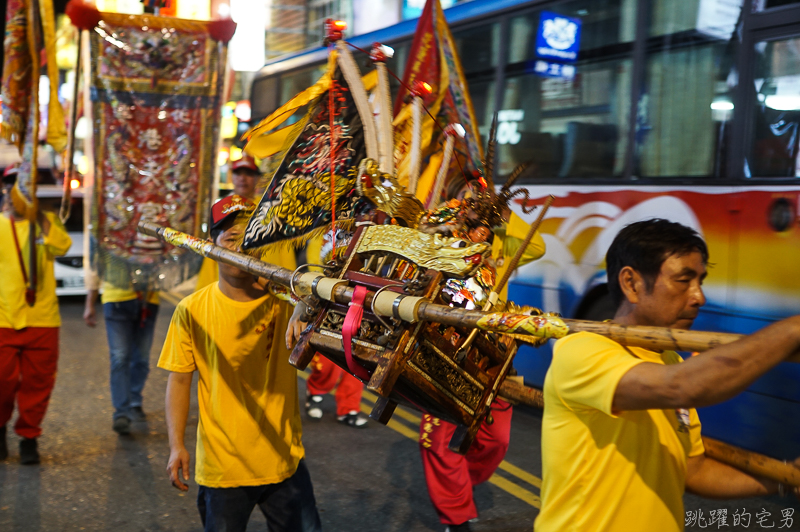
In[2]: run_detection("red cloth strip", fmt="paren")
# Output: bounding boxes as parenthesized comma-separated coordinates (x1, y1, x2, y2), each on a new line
(342, 285, 370, 381)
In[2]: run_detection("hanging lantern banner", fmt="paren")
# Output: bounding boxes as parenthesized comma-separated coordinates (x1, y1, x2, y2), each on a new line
(2, 0, 67, 218)
(88, 12, 231, 290)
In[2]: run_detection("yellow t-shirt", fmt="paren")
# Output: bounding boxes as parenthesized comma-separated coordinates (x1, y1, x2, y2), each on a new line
(157, 283, 304, 488)
(100, 281, 160, 305)
(0, 212, 72, 329)
(195, 247, 297, 292)
(493, 212, 546, 300)
(536, 332, 704, 532)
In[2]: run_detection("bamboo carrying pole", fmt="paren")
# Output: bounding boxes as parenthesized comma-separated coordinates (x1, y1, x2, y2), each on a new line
(137, 221, 800, 488)
(136, 220, 800, 362)
(494, 384, 800, 488)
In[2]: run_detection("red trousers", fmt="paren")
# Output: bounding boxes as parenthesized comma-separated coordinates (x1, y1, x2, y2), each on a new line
(306, 354, 364, 417)
(0, 327, 60, 439)
(419, 400, 513, 525)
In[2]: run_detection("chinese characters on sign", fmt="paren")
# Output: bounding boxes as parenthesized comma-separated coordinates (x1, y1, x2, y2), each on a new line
(532, 60, 576, 79)
(685, 508, 794, 528)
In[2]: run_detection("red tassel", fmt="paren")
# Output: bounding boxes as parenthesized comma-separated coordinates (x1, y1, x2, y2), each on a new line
(208, 17, 237, 43)
(66, 0, 102, 31)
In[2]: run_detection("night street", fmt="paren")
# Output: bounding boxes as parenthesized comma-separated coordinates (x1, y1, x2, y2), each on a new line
(0, 294, 796, 531)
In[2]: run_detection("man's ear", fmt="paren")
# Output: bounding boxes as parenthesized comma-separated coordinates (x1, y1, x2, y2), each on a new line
(618, 266, 643, 305)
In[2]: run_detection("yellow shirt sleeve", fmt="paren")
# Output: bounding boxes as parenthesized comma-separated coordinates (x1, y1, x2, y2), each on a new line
(157, 302, 197, 373)
(662, 351, 705, 457)
(42, 212, 71, 257)
(498, 211, 546, 267)
(550, 333, 645, 416)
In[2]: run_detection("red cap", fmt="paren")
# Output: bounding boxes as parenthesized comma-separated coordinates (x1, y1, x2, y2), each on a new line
(210, 194, 254, 231)
(231, 154, 259, 174)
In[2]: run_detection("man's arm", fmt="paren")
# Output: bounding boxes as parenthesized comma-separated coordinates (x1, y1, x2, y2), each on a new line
(613, 316, 800, 411)
(165, 371, 193, 492)
(285, 301, 309, 349)
(84, 270, 101, 327)
(685, 453, 777, 499)
(84, 289, 99, 327)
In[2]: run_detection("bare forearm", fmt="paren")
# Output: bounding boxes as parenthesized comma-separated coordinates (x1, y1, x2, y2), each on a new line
(686, 455, 776, 499)
(86, 289, 98, 307)
(165, 373, 192, 450)
(677, 317, 800, 408)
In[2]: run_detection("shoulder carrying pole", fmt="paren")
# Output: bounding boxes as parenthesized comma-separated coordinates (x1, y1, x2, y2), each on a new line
(136, 220, 800, 362)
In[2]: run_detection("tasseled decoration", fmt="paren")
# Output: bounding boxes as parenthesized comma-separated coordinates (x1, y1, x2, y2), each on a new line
(208, 17, 237, 43)
(65, 0, 102, 30)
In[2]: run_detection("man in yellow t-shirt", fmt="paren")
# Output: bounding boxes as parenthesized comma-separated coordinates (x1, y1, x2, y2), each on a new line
(159, 194, 321, 532)
(0, 164, 72, 465)
(84, 271, 160, 436)
(536, 219, 800, 532)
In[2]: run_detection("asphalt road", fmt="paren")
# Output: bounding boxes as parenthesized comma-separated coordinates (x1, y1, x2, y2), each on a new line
(0, 295, 798, 531)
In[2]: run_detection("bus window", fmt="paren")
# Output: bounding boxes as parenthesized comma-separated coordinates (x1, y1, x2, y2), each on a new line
(279, 63, 328, 125)
(467, 78, 496, 145)
(251, 76, 279, 124)
(452, 22, 501, 75)
(499, 0, 631, 179)
(747, 35, 800, 178)
(753, 0, 800, 10)
(639, 0, 742, 178)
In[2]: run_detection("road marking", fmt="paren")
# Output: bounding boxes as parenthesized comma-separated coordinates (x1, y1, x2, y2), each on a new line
(161, 291, 183, 307)
(298, 370, 542, 508)
(488, 473, 542, 508)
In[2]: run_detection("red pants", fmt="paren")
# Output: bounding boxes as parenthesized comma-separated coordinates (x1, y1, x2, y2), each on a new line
(0, 327, 60, 439)
(306, 354, 364, 417)
(419, 400, 513, 525)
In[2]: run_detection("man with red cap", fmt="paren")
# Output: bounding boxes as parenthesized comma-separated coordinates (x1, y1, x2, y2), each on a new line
(0, 162, 72, 464)
(195, 154, 297, 292)
(160, 194, 322, 532)
(230, 154, 260, 199)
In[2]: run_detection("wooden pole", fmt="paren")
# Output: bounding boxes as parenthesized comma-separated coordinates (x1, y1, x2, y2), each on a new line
(496, 382, 800, 488)
(136, 221, 799, 363)
(703, 437, 800, 488)
(60, 29, 83, 224)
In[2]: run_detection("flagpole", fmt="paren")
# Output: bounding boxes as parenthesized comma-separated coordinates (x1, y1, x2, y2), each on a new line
(60, 29, 83, 224)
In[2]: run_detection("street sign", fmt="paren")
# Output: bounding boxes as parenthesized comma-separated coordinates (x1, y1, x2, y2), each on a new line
(536, 11, 581, 63)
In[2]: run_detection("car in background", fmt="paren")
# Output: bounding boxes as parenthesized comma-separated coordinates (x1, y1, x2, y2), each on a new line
(36, 184, 86, 296)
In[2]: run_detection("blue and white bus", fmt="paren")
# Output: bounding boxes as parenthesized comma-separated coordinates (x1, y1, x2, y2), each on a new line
(250, 0, 800, 459)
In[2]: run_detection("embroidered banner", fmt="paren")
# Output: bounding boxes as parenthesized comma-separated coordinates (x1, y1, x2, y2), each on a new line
(2, 0, 67, 217)
(242, 62, 366, 253)
(89, 13, 226, 290)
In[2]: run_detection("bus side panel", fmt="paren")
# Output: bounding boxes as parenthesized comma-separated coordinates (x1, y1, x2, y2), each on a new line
(505, 185, 800, 457)
(697, 394, 800, 460)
